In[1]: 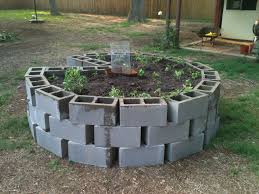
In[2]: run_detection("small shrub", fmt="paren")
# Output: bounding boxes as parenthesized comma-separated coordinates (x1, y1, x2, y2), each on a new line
(138, 68, 145, 77)
(0, 31, 17, 42)
(175, 70, 184, 80)
(152, 26, 178, 49)
(109, 86, 123, 97)
(63, 68, 86, 94)
(191, 71, 201, 79)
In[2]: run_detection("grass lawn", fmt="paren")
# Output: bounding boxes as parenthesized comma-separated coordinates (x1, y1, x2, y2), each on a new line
(0, 9, 259, 178)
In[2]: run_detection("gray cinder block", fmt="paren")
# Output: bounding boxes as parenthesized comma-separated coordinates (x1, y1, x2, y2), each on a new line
(195, 80, 221, 109)
(190, 117, 207, 136)
(201, 70, 221, 81)
(25, 67, 45, 77)
(67, 55, 82, 66)
(68, 141, 116, 168)
(119, 144, 165, 167)
(27, 110, 37, 141)
(168, 91, 209, 124)
(188, 61, 213, 71)
(44, 67, 66, 77)
(120, 98, 167, 127)
(166, 133, 204, 162)
(94, 126, 141, 147)
(82, 58, 110, 67)
(49, 116, 93, 145)
(143, 121, 190, 146)
(204, 116, 220, 145)
(35, 86, 74, 120)
(69, 96, 118, 126)
(36, 126, 68, 158)
(25, 76, 50, 106)
(35, 109, 50, 131)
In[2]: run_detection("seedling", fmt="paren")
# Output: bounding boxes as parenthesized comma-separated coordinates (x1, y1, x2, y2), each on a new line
(182, 79, 193, 93)
(152, 72, 160, 80)
(138, 68, 145, 77)
(48, 74, 58, 82)
(63, 68, 87, 94)
(109, 86, 123, 97)
(165, 64, 172, 72)
(175, 70, 184, 80)
(191, 71, 201, 79)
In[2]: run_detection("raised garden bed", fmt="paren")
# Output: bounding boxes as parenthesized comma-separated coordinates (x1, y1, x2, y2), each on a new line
(25, 52, 221, 168)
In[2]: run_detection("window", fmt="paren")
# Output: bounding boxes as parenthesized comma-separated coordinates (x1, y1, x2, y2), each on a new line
(227, 0, 257, 10)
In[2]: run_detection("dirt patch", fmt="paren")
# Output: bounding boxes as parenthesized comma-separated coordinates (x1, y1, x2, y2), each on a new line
(48, 58, 201, 97)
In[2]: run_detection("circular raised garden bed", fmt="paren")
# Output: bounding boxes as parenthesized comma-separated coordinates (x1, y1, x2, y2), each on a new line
(25, 52, 221, 168)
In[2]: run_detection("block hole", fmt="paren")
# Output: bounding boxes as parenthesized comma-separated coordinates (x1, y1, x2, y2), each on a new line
(204, 71, 215, 75)
(144, 98, 161, 104)
(48, 67, 63, 71)
(95, 97, 114, 104)
(41, 86, 60, 93)
(29, 77, 43, 82)
(184, 91, 202, 98)
(31, 81, 46, 86)
(198, 85, 213, 91)
(205, 75, 216, 79)
(29, 71, 41, 75)
(52, 91, 72, 98)
(83, 67, 96, 70)
(123, 98, 141, 104)
(202, 81, 216, 86)
(31, 67, 43, 71)
(171, 95, 190, 101)
(75, 96, 95, 103)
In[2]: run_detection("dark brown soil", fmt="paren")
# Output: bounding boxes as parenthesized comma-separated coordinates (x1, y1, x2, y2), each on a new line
(48, 58, 201, 97)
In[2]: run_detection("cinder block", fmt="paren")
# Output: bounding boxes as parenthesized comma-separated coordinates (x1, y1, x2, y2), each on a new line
(35, 109, 50, 131)
(190, 117, 207, 136)
(68, 142, 116, 168)
(49, 116, 93, 145)
(119, 144, 165, 167)
(166, 133, 204, 162)
(94, 126, 141, 147)
(204, 116, 220, 145)
(168, 91, 209, 124)
(69, 96, 118, 126)
(67, 55, 82, 66)
(27, 110, 37, 141)
(143, 121, 190, 146)
(36, 126, 68, 158)
(195, 80, 221, 109)
(201, 70, 221, 81)
(82, 58, 110, 67)
(35, 86, 74, 120)
(120, 98, 167, 127)
(27, 103, 37, 123)
(187, 61, 213, 71)
(25, 67, 45, 77)
(44, 67, 65, 77)
(25, 76, 50, 106)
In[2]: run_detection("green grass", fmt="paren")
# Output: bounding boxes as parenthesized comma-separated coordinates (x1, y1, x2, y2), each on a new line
(126, 31, 149, 38)
(212, 90, 259, 175)
(78, 43, 108, 51)
(0, 9, 65, 22)
(0, 66, 33, 151)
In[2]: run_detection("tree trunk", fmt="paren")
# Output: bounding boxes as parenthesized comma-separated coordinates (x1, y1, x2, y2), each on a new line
(49, 0, 60, 16)
(128, 0, 145, 22)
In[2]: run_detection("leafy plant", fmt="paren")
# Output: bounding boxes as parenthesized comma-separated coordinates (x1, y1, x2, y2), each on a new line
(0, 31, 17, 42)
(175, 70, 184, 80)
(165, 64, 172, 72)
(109, 86, 123, 97)
(138, 68, 145, 77)
(160, 90, 181, 101)
(152, 72, 160, 80)
(48, 74, 58, 82)
(182, 79, 193, 93)
(135, 54, 151, 66)
(191, 71, 201, 79)
(152, 26, 178, 49)
(63, 68, 86, 94)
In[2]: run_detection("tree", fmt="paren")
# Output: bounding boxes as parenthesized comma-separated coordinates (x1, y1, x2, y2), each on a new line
(128, 0, 145, 22)
(49, 0, 60, 16)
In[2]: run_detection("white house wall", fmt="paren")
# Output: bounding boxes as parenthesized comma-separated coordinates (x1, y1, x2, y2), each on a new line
(221, 0, 259, 40)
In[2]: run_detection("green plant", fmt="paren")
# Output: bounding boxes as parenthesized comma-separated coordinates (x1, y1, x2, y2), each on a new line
(165, 64, 172, 72)
(175, 70, 184, 80)
(191, 71, 201, 79)
(160, 90, 181, 101)
(135, 54, 150, 66)
(182, 79, 193, 93)
(109, 86, 123, 97)
(63, 68, 86, 94)
(152, 72, 160, 80)
(138, 68, 145, 77)
(47, 74, 58, 81)
(0, 31, 17, 42)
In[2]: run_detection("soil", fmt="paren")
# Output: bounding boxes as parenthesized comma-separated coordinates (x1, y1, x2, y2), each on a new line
(48, 58, 201, 97)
